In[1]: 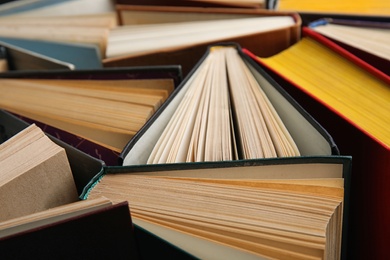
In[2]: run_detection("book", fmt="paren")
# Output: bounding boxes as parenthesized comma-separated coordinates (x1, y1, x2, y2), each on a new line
(0, 0, 115, 17)
(0, 66, 182, 165)
(307, 18, 390, 75)
(0, 107, 195, 259)
(114, 0, 278, 10)
(244, 28, 390, 259)
(0, 123, 79, 222)
(0, 38, 74, 71)
(84, 156, 351, 260)
(0, 109, 106, 196)
(0, 198, 140, 260)
(0, 73, 176, 155)
(0, 37, 103, 70)
(277, 0, 390, 16)
(104, 7, 301, 76)
(120, 43, 338, 166)
(0, 14, 114, 58)
(0, 0, 69, 16)
(115, 4, 290, 25)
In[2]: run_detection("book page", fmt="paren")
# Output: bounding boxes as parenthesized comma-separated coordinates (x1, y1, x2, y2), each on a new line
(0, 78, 174, 152)
(0, 125, 78, 222)
(106, 16, 295, 58)
(311, 24, 390, 61)
(147, 46, 299, 163)
(88, 172, 344, 259)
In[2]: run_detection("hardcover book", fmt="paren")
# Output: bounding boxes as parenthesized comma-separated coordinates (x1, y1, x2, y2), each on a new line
(245, 27, 390, 259)
(0, 66, 182, 165)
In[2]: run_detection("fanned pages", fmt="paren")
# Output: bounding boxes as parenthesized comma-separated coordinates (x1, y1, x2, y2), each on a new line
(147, 46, 299, 164)
(0, 78, 174, 152)
(87, 164, 346, 260)
(106, 16, 295, 58)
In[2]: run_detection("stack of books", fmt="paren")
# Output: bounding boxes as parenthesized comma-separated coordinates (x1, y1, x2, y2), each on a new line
(0, 0, 388, 259)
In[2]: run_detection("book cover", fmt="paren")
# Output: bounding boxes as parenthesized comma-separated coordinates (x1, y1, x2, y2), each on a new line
(0, 37, 103, 70)
(83, 156, 351, 260)
(0, 39, 74, 71)
(0, 201, 140, 260)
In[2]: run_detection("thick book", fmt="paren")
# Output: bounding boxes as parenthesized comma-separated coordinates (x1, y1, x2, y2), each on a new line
(0, 66, 182, 165)
(0, 109, 104, 196)
(0, 108, 194, 260)
(244, 28, 390, 259)
(104, 7, 301, 76)
(110, 45, 350, 258)
(120, 43, 339, 166)
(83, 156, 351, 260)
(0, 123, 79, 222)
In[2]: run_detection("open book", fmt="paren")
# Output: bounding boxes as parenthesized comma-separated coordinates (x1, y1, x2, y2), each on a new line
(106, 15, 296, 59)
(85, 156, 350, 260)
(0, 76, 175, 153)
(121, 44, 338, 166)
(244, 28, 390, 259)
(147, 46, 299, 163)
(0, 124, 78, 222)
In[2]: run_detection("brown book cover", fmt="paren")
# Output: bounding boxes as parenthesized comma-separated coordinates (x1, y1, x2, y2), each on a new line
(105, 7, 301, 76)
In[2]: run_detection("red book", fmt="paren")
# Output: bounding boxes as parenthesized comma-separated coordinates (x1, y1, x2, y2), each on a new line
(242, 28, 390, 259)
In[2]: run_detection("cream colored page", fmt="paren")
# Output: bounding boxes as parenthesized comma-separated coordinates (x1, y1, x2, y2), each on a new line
(147, 59, 212, 164)
(106, 16, 295, 57)
(88, 174, 343, 259)
(312, 24, 390, 61)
